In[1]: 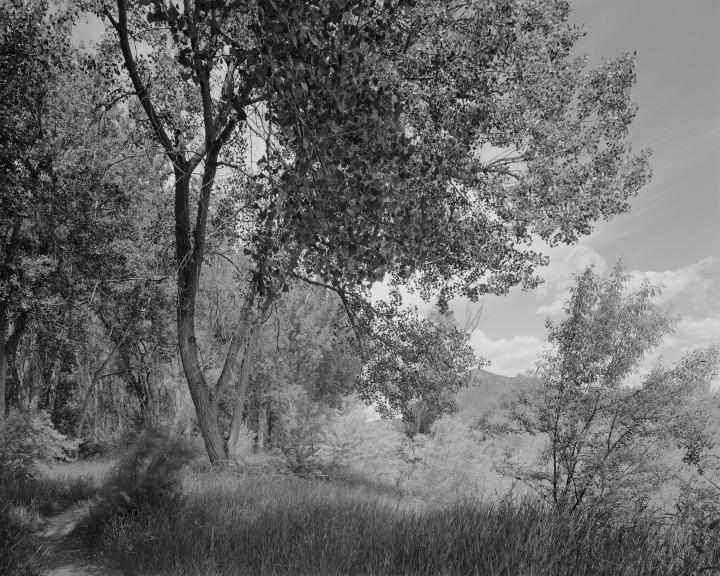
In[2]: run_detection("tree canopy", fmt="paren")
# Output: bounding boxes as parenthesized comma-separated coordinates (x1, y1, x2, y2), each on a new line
(88, 0, 653, 462)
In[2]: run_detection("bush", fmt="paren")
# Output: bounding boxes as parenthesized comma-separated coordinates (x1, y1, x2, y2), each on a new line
(0, 409, 80, 480)
(0, 504, 41, 576)
(80, 425, 201, 542)
(274, 385, 332, 474)
(509, 263, 720, 511)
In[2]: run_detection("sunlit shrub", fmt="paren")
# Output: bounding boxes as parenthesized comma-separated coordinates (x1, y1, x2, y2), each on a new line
(0, 409, 80, 480)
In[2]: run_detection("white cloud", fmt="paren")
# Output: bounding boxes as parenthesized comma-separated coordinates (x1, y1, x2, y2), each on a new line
(535, 254, 717, 317)
(631, 315, 720, 389)
(469, 330, 546, 377)
(535, 297, 567, 317)
(533, 242, 607, 316)
(537, 243, 608, 288)
(660, 316, 720, 357)
(626, 257, 716, 305)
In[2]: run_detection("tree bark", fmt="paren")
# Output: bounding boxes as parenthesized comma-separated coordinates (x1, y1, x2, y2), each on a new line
(118, 345, 150, 421)
(228, 329, 259, 460)
(0, 306, 27, 423)
(0, 307, 7, 425)
(18, 335, 40, 412)
(45, 358, 61, 413)
(256, 403, 267, 452)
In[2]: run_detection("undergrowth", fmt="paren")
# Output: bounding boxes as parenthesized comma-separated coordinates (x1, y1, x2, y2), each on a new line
(0, 469, 101, 576)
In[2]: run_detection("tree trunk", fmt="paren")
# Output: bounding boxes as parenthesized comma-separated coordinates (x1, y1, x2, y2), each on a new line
(19, 336, 40, 412)
(256, 403, 267, 452)
(109, 4, 248, 464)
(118, 346, 150, 422)
(76, 318, 133, 437)
(0, 317, 7, 424)
(228, 330, 259, 460)
(177, 308, 226, 461)
(175, 164, 266, 464)
(0, 306, 27, 424)
(175, 160, 227, 463)
(45, 359, 61, 413)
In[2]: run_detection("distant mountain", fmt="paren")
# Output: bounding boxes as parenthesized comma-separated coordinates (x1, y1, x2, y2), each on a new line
(454, 368, 538, 421)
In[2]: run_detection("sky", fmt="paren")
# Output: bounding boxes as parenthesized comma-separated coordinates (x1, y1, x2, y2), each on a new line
(454, 0, 720, 378)
(72, 2, 720, 381)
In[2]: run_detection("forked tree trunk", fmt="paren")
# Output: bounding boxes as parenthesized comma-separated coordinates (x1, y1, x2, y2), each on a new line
(108, 0, 255, 464)
(174, 158, 264, 465)
(176, 273, 260, 464)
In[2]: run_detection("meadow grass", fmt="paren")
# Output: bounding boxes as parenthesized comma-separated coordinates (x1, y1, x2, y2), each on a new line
(79, 465, 719, 576)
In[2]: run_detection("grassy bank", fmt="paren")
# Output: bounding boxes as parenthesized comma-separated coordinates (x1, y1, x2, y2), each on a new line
(80, 466, 718, 576)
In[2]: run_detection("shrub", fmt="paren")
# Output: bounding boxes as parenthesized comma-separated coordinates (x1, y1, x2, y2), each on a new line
(80, 425, 201, 543)
(274, 385, 334, 474)
(0, 409, 80, 480)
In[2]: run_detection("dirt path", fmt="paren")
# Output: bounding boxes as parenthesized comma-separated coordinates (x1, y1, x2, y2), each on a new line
(34, 501, 114, 576)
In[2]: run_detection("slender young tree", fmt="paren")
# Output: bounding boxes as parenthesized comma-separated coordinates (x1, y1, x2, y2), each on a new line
(511, 263, 720, 510)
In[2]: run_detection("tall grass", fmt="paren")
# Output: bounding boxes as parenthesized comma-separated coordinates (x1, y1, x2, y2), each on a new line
(0, 461, 106, 576)
(81, 466, 719, 576)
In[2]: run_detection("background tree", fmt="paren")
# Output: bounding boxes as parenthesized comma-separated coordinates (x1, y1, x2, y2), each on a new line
(510, 263, 720, 511)
(0, 0, 69, 423)
(0, 0, 178, 440)
(98, 0, 651, 462)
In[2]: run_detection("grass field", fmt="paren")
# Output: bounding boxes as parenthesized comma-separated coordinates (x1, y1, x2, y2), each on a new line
(76, 463, 719, 576)
(3, 440, 718, 576)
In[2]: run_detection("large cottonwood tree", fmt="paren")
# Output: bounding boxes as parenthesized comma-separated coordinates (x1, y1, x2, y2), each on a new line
(99, 0, 650, 463)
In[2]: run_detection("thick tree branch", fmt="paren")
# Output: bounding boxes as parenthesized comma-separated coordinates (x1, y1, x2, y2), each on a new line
(290, 272, 367, 356)
(105, 1, 175, 155)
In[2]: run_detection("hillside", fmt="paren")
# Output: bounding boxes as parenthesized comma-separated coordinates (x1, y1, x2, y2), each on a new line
(455, 368, 538, 421)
